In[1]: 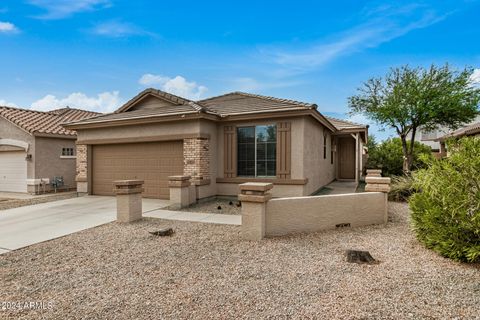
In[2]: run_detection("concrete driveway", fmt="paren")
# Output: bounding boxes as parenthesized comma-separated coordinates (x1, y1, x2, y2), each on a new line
(0, 195, 170, 254)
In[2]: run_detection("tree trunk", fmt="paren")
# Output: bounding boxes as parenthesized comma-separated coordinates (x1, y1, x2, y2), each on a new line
(400, 135, 409, 174)
(406, 127, 417, 173)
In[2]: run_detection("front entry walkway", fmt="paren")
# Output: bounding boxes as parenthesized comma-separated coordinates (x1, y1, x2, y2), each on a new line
(145, 209, 241, 225)
(313, 180, 359, 195)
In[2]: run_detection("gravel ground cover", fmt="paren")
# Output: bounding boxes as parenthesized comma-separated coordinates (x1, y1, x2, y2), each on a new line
(0, 192, 79, 211)
(168, 198, 241, 215)
(1, 202, 479, 319)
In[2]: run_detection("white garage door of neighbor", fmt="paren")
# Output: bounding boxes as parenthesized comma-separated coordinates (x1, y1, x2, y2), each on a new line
(0, 151, 28, 193)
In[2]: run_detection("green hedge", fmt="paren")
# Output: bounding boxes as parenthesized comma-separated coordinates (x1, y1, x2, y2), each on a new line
(409, 137, 480, 262)
(367, 137, 432, 176)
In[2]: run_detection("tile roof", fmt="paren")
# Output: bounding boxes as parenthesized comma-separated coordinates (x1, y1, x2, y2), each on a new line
(438, 120, 480, 140)
(324, 116, 367, 131)
(65, 89, 367, 133)
(0, 106, 100, 136)
(64, 106, 199, 125)
(197, 92, 316, 116)
(116, 88, 206, 113)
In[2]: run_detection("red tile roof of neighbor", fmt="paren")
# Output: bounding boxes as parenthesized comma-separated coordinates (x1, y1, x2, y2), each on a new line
(66, 89, 367, 131)
(0, 106, 100, 136)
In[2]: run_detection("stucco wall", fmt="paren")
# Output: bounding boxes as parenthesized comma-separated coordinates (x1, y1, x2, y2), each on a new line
(76, 119, 203, 143)
(34, 137, 77, 189)
(0, 117, 35, 179)
(303, 116, 335, 195)
(265, 192, 387, 237)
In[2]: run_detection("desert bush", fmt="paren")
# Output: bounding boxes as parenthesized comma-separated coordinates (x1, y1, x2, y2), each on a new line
(409, 137, 480, 262)
(367, 137, 432, 176)
(388, 175, 416, 202)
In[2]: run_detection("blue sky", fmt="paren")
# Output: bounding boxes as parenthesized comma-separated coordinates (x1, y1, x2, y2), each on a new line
(1, 0, 479, 140)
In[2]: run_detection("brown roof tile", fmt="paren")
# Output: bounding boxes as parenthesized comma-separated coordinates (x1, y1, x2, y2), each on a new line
(0, 106, 100, 136)
(197, 92, 316, 116)
(324, 116, 367, 131)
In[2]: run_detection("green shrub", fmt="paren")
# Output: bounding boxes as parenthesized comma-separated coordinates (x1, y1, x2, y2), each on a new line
(367, 137, 432, 176)
(388, 175, 416, 202)
(409, 137, 480, 262)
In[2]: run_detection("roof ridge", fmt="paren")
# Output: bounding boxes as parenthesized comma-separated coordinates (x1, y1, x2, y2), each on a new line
(0, 105, 48, 114)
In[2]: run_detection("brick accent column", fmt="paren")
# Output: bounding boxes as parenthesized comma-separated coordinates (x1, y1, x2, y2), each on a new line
(76, 144, 88, 193)
(169, 175, 193, 209)
(114, 180, 144, 223)
(238, 182, 273, 240)
(365, 173, 391, 224)
(183, 138, 210, 185)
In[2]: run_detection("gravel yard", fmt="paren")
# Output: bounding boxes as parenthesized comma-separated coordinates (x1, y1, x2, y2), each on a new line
(0, 192, 78, 211)
(168, 198, 241, 215)
(1, 202, 479, 319)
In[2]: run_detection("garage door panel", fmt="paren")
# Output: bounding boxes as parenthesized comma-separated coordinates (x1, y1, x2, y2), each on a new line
(0, 151, 28, 193)
(92, 141, 183, 199)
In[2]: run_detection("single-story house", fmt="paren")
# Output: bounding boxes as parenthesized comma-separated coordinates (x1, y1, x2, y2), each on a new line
(0, 106, 99, 193)
(64, 89, 367, 200)
(435, 119, 480, 156)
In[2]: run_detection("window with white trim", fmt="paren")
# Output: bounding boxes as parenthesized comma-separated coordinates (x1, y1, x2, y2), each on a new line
(237, 125, 276, 177)
(62, 147, 75, 156)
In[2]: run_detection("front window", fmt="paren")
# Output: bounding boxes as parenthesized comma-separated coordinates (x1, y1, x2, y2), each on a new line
(237, 125, 276, 177)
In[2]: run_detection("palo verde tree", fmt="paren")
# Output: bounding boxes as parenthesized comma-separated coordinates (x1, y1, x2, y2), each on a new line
(349, 64, 480, 173)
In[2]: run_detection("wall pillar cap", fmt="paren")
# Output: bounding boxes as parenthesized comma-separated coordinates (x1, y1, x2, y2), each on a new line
(168, 175, 191, 181)
(114, 179, 144, 186)
(365, 177, 391, 184)
(239, 182, 274, 192)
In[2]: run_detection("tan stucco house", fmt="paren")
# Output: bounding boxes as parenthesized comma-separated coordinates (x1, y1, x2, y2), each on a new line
(0, 106, 99, 193)
(64, 89, 367, 200)
(435, 119, 480, 157)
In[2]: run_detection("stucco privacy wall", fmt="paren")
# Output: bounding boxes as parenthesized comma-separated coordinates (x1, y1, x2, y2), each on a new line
(215, 116, 306, 198)
(303, 116, 335, 195)
(35, 137, 77, 189)
(265, 192, 387, 237)
(0, 117, 35, 179)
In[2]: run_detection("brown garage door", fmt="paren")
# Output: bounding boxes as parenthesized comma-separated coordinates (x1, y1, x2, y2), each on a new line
(92, 141, 183, 199)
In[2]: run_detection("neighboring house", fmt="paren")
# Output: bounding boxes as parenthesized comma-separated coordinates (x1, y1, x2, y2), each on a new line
(409, 115, 480, 154)
(64, 89, 367, 200)
(435, 119, 480, 156)
(0, 106, 99, 193)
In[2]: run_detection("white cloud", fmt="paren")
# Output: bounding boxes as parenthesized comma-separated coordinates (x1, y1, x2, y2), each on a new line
(0, 99, 18, 108)
(28, 0, 111, 19)
(470, 68, 480, 84)
(267, 3, 450, 70)
(30, 91, 122, 113)
(139, 74, 208, 100)
(91, 20, 153, 38)
(0, 21, 18, 33)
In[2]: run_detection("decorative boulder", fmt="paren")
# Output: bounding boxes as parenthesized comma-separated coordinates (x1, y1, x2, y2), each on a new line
(149, 228, 174, 237)
(345, 250, 377, 264)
